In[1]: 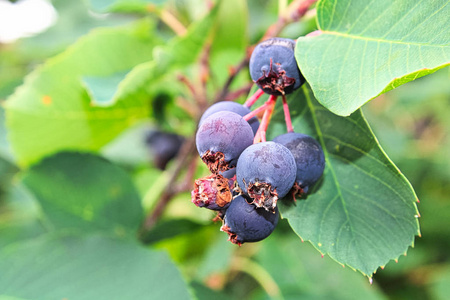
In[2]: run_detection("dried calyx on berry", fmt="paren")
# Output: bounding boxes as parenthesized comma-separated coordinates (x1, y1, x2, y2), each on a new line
(236, 142, 296, 212)
(191, 173, 234, 210)
(249, 37, 304, 96)
(196, 111, 254, 173)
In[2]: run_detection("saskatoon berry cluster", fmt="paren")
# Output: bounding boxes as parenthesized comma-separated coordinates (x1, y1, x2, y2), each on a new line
(191, 37, 325, 246)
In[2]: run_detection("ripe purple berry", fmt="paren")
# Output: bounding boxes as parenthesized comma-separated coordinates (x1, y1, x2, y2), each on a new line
(221, 195, 279, 245)
(199, 101, 260, 135)
(236, 141, 296, 211)
(249, 37, 304, 95)
(145, 130, 184, 170)
(273, 132, 325, 195)
(196, 111, 254, 173)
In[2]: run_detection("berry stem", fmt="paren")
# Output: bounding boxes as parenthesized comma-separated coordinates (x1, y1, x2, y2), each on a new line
(243, 99, 270, 121)
(254, 95, 277, 143)
(282, 95, 294, 133)
(244, 88, 265, 108)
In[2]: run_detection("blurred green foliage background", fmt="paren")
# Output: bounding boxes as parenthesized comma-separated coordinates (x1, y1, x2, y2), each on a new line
(0, 0, 449, 299)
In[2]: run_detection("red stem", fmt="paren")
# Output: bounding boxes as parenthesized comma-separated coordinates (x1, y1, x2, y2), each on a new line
(282, 95, 294, 133)
(243, 100, 270, 121)
(254, 95, 277, 143)
(244, 89, 265, 108)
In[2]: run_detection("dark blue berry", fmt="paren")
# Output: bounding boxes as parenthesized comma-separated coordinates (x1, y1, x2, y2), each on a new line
(146, 130, 184, 170)
(273, 132, 325, 194)
(249, 37, 304, 95)
(196, 111, 254, 173)
(236, 141, 296, 211)
(221, 195, 279, 245)
(199, 101, 260, 135)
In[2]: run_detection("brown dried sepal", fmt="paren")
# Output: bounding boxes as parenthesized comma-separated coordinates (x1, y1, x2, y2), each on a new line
(220, 224, 242, 246)
(256, 59, 296, 95)
(247, 181, 278, 212)
(201, 150, 230, 174)
(212, 210, 226, 222)
(191, 174, 232, 210)
(290, 182, 306, 201)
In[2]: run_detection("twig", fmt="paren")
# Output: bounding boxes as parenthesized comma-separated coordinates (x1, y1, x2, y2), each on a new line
(223, 83, 254, 101)
(160, 10, 187, 36)
(214, 56, 250, 103)
(139, 0, 317, 233)
(261, 0, 317, 41)
(199, 43, 212, 107)
(141, 137, 197, 231)
(216, 0, 317, 102)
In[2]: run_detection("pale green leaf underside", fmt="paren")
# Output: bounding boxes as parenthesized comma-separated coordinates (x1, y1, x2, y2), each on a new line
(296, 0, 450, 116)
(5, 20, 158, 166)
(266, 86, 420, 276)
(0, 234, 191, 300)
(82, 71, 129, 106)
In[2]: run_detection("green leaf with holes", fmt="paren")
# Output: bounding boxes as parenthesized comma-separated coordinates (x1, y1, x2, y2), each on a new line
(265, 86, 420, 277)
(295, 0, 450, 116)
(5, 20, 159, 166)
(21, 152, 143, 236)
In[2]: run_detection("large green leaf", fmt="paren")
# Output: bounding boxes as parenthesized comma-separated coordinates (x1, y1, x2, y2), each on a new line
(87, 0, 167, 13)
(256, 233, 387, 300)
(296, 0, 450, 116)
(5, 20, 159, 166)
(264, 86, 420, 277)
(21, 152, 143, 236)
(0, 233, 191, 300)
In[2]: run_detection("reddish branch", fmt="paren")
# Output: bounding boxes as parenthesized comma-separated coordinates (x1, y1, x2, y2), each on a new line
(140, 0, 317, 233)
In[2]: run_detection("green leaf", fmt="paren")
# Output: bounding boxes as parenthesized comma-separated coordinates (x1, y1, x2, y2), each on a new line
(0, 106, 14, 163)
(296, 0, 450, 116)
(21, 152, 143, 236)
(209, 0, 249, 86)
(266, 86, 420, 277)
(5, 20, 159, 166)
(82, 71, 130, 106)
(429, 264, 450, 300)
(141, 218, 205, 244)
(113, 3, 220, 104)
(87, 0, 167, 13)
(191, 281, 230, 300)
(256, 233, 387, 300)
(0, 233, 192, 300)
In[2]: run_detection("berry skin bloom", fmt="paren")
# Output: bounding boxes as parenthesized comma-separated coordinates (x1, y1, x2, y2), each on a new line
(273, 132, 325, 195)
(249, 37, 304, 95)
(221, 195, 279, 245)
(236, 141, 296, 211)
(196, 111, 254, 174)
